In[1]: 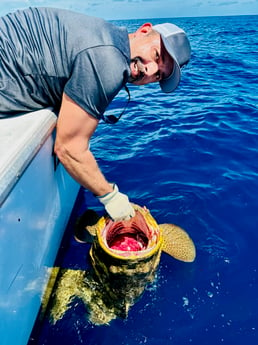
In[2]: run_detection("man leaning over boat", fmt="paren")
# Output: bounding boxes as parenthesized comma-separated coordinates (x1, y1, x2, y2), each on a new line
(0, 7, 191, 220)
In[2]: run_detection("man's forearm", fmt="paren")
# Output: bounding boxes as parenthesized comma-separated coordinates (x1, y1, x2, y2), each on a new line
(55, 146, 113, 197)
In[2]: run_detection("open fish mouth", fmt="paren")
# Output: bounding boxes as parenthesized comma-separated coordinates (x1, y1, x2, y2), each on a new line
(97, 210, 162, 258)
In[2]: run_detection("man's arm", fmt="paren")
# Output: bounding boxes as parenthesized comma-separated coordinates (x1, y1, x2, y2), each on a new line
(54, 93, 135, 220)
(54, 92, 113, 196)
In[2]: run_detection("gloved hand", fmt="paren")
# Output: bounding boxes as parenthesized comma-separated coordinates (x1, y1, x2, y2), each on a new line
(97, 184, 135, 221)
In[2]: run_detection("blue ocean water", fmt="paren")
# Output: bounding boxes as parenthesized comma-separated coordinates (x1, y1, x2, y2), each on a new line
(29, 15, 258, 345)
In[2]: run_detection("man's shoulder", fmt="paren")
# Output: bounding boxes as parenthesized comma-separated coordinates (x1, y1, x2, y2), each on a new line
(36, 7, 130, 58)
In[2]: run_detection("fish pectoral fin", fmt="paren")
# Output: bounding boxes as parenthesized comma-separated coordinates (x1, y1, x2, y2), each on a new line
(74, 209, 101, 243)
(159, 223, 196, 262)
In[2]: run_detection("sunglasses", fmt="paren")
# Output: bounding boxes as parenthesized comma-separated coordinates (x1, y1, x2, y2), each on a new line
(101, 85, 130, 124)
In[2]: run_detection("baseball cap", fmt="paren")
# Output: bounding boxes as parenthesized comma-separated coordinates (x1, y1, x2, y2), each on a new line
(153, 23, 191, 93)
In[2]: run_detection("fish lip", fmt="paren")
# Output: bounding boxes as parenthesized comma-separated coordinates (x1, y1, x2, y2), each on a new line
(97, 211, 162, 258)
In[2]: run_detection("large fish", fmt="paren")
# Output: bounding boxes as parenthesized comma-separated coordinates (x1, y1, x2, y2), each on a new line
(45, 204, 196, 325)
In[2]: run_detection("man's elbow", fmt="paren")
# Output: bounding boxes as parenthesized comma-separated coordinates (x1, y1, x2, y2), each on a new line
(54, 139, 89, 165)
(54, 140, 68, 164)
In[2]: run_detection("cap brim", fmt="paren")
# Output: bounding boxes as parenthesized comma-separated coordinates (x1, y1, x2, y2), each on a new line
(159, 61, 181, 93)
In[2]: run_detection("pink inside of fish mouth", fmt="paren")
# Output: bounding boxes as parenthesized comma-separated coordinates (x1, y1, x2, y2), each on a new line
(103, 213, 151, 252)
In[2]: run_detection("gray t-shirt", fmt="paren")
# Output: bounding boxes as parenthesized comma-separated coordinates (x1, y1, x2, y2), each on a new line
(0, 7, 131, 119)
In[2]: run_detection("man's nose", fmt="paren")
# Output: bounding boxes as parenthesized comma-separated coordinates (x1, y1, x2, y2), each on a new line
(144, 62, 158, 77)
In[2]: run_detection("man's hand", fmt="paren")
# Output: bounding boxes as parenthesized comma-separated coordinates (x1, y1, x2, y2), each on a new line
(98, 184, 135, 221)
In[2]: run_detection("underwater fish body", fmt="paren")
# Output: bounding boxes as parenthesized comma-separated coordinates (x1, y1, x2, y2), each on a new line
(88, 206, 163, 316)
(47, 204, 196, 325)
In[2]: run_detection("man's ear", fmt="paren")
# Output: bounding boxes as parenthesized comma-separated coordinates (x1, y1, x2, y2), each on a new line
(136, 23, 153, 35)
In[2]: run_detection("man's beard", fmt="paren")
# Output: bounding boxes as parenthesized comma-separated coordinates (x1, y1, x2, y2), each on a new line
(128, 57, 145, 83)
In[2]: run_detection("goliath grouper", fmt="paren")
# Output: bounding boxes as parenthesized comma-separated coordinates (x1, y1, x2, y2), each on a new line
(45, 204, 196, 325)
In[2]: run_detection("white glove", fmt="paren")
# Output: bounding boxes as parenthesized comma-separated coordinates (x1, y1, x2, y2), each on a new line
(97, 184, 135, 221)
